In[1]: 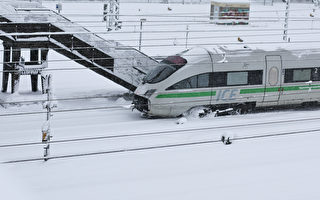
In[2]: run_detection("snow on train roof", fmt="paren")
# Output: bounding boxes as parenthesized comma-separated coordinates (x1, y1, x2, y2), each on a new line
(179, 47, 212, 63)
(177, 43, 320, 65)
(210, 43, 320, 58)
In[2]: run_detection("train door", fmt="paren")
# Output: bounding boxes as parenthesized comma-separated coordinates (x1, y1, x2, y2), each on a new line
(263, 55, 282, 104)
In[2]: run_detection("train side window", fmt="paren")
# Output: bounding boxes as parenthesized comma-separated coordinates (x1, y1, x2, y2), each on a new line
(293, 69, 311, 82)
(167, 73, 210, 90)
(285, 68, 312, 83)
(284, 69, 293, 83)
(312, 67, 320, 81)
(212, 72, 227, 87)
(168, 77, 195, 90)
(213, 70, 262, 87)
(227, 72, 248, 86)
(198, 73, 210, 88)
(248, 70, 263, 85)
(189, 76, 198, 88)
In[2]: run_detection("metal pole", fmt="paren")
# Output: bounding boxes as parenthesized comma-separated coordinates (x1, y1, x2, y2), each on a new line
(42, 74, 55, 162)
(283, 0, 290, 42)
(185, 25, 189, 49)
(47, 76, 52, 121)
(115, 0, 120, 28)
(139, 21, 142, 51)
(139, 19, 146, 51)
(311, 0, 319, 29)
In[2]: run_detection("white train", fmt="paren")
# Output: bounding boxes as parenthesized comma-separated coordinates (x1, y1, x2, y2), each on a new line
(133, 46, 320, 117)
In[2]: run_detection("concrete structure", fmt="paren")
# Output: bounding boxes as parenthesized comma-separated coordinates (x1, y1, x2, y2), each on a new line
(0, 1, 158, 93)
(1, 45, 48, 93)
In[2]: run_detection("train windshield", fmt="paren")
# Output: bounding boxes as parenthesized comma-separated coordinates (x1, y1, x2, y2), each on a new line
(144, 56, 187, 84)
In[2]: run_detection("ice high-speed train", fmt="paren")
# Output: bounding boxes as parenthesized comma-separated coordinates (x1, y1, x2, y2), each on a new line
(133, 46, 320, 117)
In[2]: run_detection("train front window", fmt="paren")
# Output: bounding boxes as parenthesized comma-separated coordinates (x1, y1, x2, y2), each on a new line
(143, 64, 176, 84)
(144, 56, 187, 84)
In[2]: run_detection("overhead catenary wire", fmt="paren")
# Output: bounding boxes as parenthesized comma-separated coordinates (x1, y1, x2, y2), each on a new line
(1, 7, 315, 15)
(1, 17, 318, 23)
(2, 126, 320, 164)
(1, 30, 319, 47)
(2, 45, 320, 74)
(44, 20, 317, 27)
(3, 27, 320, 37)
(1, 7, 318, 17)
(3, 55, 320, 74)
(2, 36, 320, 55)
(0, 93, 128, 105)
(2, 115, 320, 149)
(1, 42, 320, 57)
(0, 105, 128, 117)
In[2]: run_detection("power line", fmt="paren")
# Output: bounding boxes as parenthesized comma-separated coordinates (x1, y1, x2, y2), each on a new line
(3, 27, 320, 37)
(1, 30, 319, 47)
(2, 126, 319, 164)
(0, 93, 128, 105)
(1, 116, 320, 149)
(3, 55, 320, 74)
(1, 7, 317, 17)
(1, 37, 320, 55)
(2, 43, 320, 74)
(0, 105, 129, 117)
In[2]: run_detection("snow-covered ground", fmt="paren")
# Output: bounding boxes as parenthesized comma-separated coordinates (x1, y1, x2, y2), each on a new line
(1, 1, 320, 200)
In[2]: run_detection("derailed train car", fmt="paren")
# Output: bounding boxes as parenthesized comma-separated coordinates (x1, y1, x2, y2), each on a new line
(133, 46, 320, 117)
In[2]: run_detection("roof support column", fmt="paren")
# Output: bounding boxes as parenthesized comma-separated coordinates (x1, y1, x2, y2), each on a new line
(1, 43, 10, 93)
(30, 48, 40, 92)
(11, 45, 21, 94)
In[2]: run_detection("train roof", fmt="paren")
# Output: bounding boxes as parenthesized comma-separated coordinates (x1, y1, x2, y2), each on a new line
(177, 43, 320, 65)
(208, 43, 320, 59)
(179, 47, 212, 63)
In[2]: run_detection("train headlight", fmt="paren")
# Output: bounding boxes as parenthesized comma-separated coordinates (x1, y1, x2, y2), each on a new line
(144, 89, 156, 98)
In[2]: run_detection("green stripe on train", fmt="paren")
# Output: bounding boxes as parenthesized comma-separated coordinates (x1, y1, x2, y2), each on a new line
(240, 84, 320, 94)
(156, 84, 320, 98)
(156, 91, 216, 98)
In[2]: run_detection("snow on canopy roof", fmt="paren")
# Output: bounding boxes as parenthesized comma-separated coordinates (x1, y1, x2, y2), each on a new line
(2, 1, 43, 9)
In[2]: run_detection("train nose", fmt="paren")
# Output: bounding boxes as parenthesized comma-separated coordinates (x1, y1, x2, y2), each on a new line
(133, 95, 149, 113)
